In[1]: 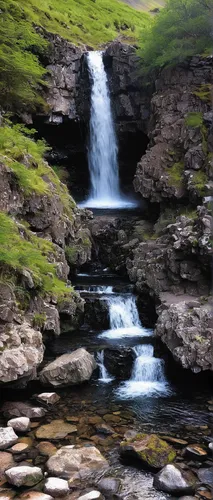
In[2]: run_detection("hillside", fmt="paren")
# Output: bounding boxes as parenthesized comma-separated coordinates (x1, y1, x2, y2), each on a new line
(120, 0, 165, 11)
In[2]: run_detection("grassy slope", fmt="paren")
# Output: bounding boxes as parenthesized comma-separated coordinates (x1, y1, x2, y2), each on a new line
(13, 0, 150, 47)
(120, 0, 165, 12)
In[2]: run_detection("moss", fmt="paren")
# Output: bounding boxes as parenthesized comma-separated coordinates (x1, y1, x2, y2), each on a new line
(0, 212, 73, 301)
(122, 433, 176, 469)
(166, 162, 184, 188)
(33, 312, 46, 329)
(65, 246, 78, 266)
(185, 112, 203, 128)
(193, 84, 212, 104)
(191, 171, 208, 197)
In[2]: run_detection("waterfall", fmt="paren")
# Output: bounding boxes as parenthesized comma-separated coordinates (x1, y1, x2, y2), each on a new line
(99, 295, 152, 339)
(97, 350, 114, 383)
(117, 344, 170, 398)
(81, 51, 136, 209)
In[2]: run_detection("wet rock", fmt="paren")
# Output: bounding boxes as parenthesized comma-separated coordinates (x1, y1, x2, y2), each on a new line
(184, 444, 208, 461)
(153, 464, 197, 494)
(2, 402, 46, 420)
(0, 452, 15, 479)
(7, 417, 30, 433)
(0, 490, 16, 500)
(120, 433, 176, 470)
(19, 492, 53, 500)
(78, 492, 103, 500)
(36, 419, 77, 440)
(104, 347, 134, 380)
(0, 323, 44, 385)
(40, 348, 96, 387)
(98, 477, 121, 496)
(36, 393, 60, 405)
(46, 445, 108, 480)
(161, 436, 188, 446)
(36, 441, 57, 457)
(95, 424, 114, 436)
(44, 477, 69, 497)
(197, 467, 213, 487)
(9, 443, 30, 454)
(0, 428, 18, 450)
(5, 465, 43, 487)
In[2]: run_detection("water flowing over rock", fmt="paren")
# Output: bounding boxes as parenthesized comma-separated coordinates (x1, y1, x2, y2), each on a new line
(120, 433, 176, 470)
(46, 445, 108, 480)
(39, 348, 96, 387)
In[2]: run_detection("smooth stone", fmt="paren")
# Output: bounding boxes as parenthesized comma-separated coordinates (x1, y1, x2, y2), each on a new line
(153, 464, 197, 494)
(36, 420, 77, 440)
(103, 415, 120, 423)
(36, 442, 57, 457)
(78, 492, 103, 500)
(7, 417, 30, 433)
(161, 436, 188, 446)
(2, 402, 45, 420)
(31, 422, 40, 429)
(184, 444, 208, 461)
(44, 477, 69, 497)
(124, 430, 137, 440)
(0, 490, 16, 499)
(0, 428, 18, 450)
(0, 452, 15, 479)
(65, 416, 79, 423)
(39, 348, 96, 388)
(9, 443, 29, 454)
(120, 433, 176, 470)
(197, 467, 213, 486)
(36, 393, 60, 405)
(20, 493, 53, 500)
(88, 417, 103, 425)
(98, 477, 121, 495)
(5, 465, 43, 487)
(46, 445, 108, 480)
(95, 424, 114, 436)
(18, 437, 34, 447)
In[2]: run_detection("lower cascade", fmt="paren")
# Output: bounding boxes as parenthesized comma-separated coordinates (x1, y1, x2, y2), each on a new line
(117, 344, 170, 398)
(100, 295, 152, 339)
(97, 350, 114, 383)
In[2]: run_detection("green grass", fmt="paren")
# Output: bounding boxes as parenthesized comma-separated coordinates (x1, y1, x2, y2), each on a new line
(191, 171, 208, 197)
(0, 212, 73, 300)
(193, 84, 212, 104)
(166, 162, 185, 188)
(0, 123, 75, 217)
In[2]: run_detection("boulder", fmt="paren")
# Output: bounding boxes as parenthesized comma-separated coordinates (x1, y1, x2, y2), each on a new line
(5, 465, 43, 487)
(153, 464, 197, 495)
(0, 427, 18, 450)
(44, 477, 69, 497)
(39, 348, 96, 387)
(98, 477, 121, 496)
(120, 433, 176, 470)
(0, 323, 44, 385)
(36, 419, 77, 440)
(46, 445, 108, 480)
(2, 401, 46, 420)
(7, 417, 30, 433)
(36, 393, 60, 405)
(0, 451, 15, 479)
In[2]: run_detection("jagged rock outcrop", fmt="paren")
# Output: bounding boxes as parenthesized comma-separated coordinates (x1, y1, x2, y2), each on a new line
(39, 348, 97, 387)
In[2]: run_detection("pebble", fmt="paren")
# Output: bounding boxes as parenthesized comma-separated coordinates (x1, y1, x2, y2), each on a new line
(36, 441, 57, 457)
(44, 477, 69, 497)
(0, 451, 15, 479)
(36, 420, 77, 440)
(7, 417, 30, 433)
(184, 444, 208, 461)
(20, 493, 54, 500)
(78, 492, 103, 500)
(5, 465, 43, 487)
(9, 442, 29, 454)
(36, 393, 60, 405)
(0, 427, 18, 450)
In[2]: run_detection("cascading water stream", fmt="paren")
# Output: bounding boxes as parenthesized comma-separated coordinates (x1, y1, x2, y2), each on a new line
(99, 295, 152, 339)
(81, 51, 136, 208)
(117, 344, 170, 397)
(97, 350, 114, 383)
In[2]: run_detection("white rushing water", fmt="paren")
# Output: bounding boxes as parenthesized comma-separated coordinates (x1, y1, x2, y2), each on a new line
(97, 350, 114, 383)
(81, 51, 136, 209)
(117, 344, 170, 398)
(99, 295, 152, 339)
(79, 286, 114, 294)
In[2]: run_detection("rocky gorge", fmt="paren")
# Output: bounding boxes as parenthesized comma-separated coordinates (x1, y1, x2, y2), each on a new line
(0, 21, 213, 500)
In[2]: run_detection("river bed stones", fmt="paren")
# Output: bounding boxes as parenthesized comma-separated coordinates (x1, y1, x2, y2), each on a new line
(153, 464, 197, 495)
(36, 441, 57, 457)
(78, 492, 103, 500)
(36, 393, 60, 405)
(120, 433, 176, 470)
(20, 493, 54, 500)
(46, 445, 108, 480)
(2, 402, 46, 420)
(0, 428, 18, 450)
(0, 452, 15, 479)
(44, 477, 69, 497)
(39, 348, 96, 388)
(184, 444, 208, 461)
(5, 465, 43, 487)
(197, 467, 213, 487)
(9, 442, 30, 454)
(36, 419, 77, 440)
(7, 417, 30, 433)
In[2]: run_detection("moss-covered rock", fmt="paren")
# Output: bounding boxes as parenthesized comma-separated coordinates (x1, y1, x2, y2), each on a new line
(120, 433, 176, 470)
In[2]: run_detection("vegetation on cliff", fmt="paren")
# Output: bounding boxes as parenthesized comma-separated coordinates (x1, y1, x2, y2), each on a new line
(139, 0, 213, 72)
(0, 0, 149, 110)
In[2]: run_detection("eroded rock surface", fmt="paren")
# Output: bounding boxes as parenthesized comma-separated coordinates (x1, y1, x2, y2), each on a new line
(40, 348, 97, 387)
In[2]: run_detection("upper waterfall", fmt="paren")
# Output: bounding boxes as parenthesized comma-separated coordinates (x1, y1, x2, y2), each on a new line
(82, 51, 136, 209)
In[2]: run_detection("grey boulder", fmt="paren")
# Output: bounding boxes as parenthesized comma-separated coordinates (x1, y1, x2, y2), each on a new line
(40, 348, 96, 387)
(153, 464, 197, 495)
